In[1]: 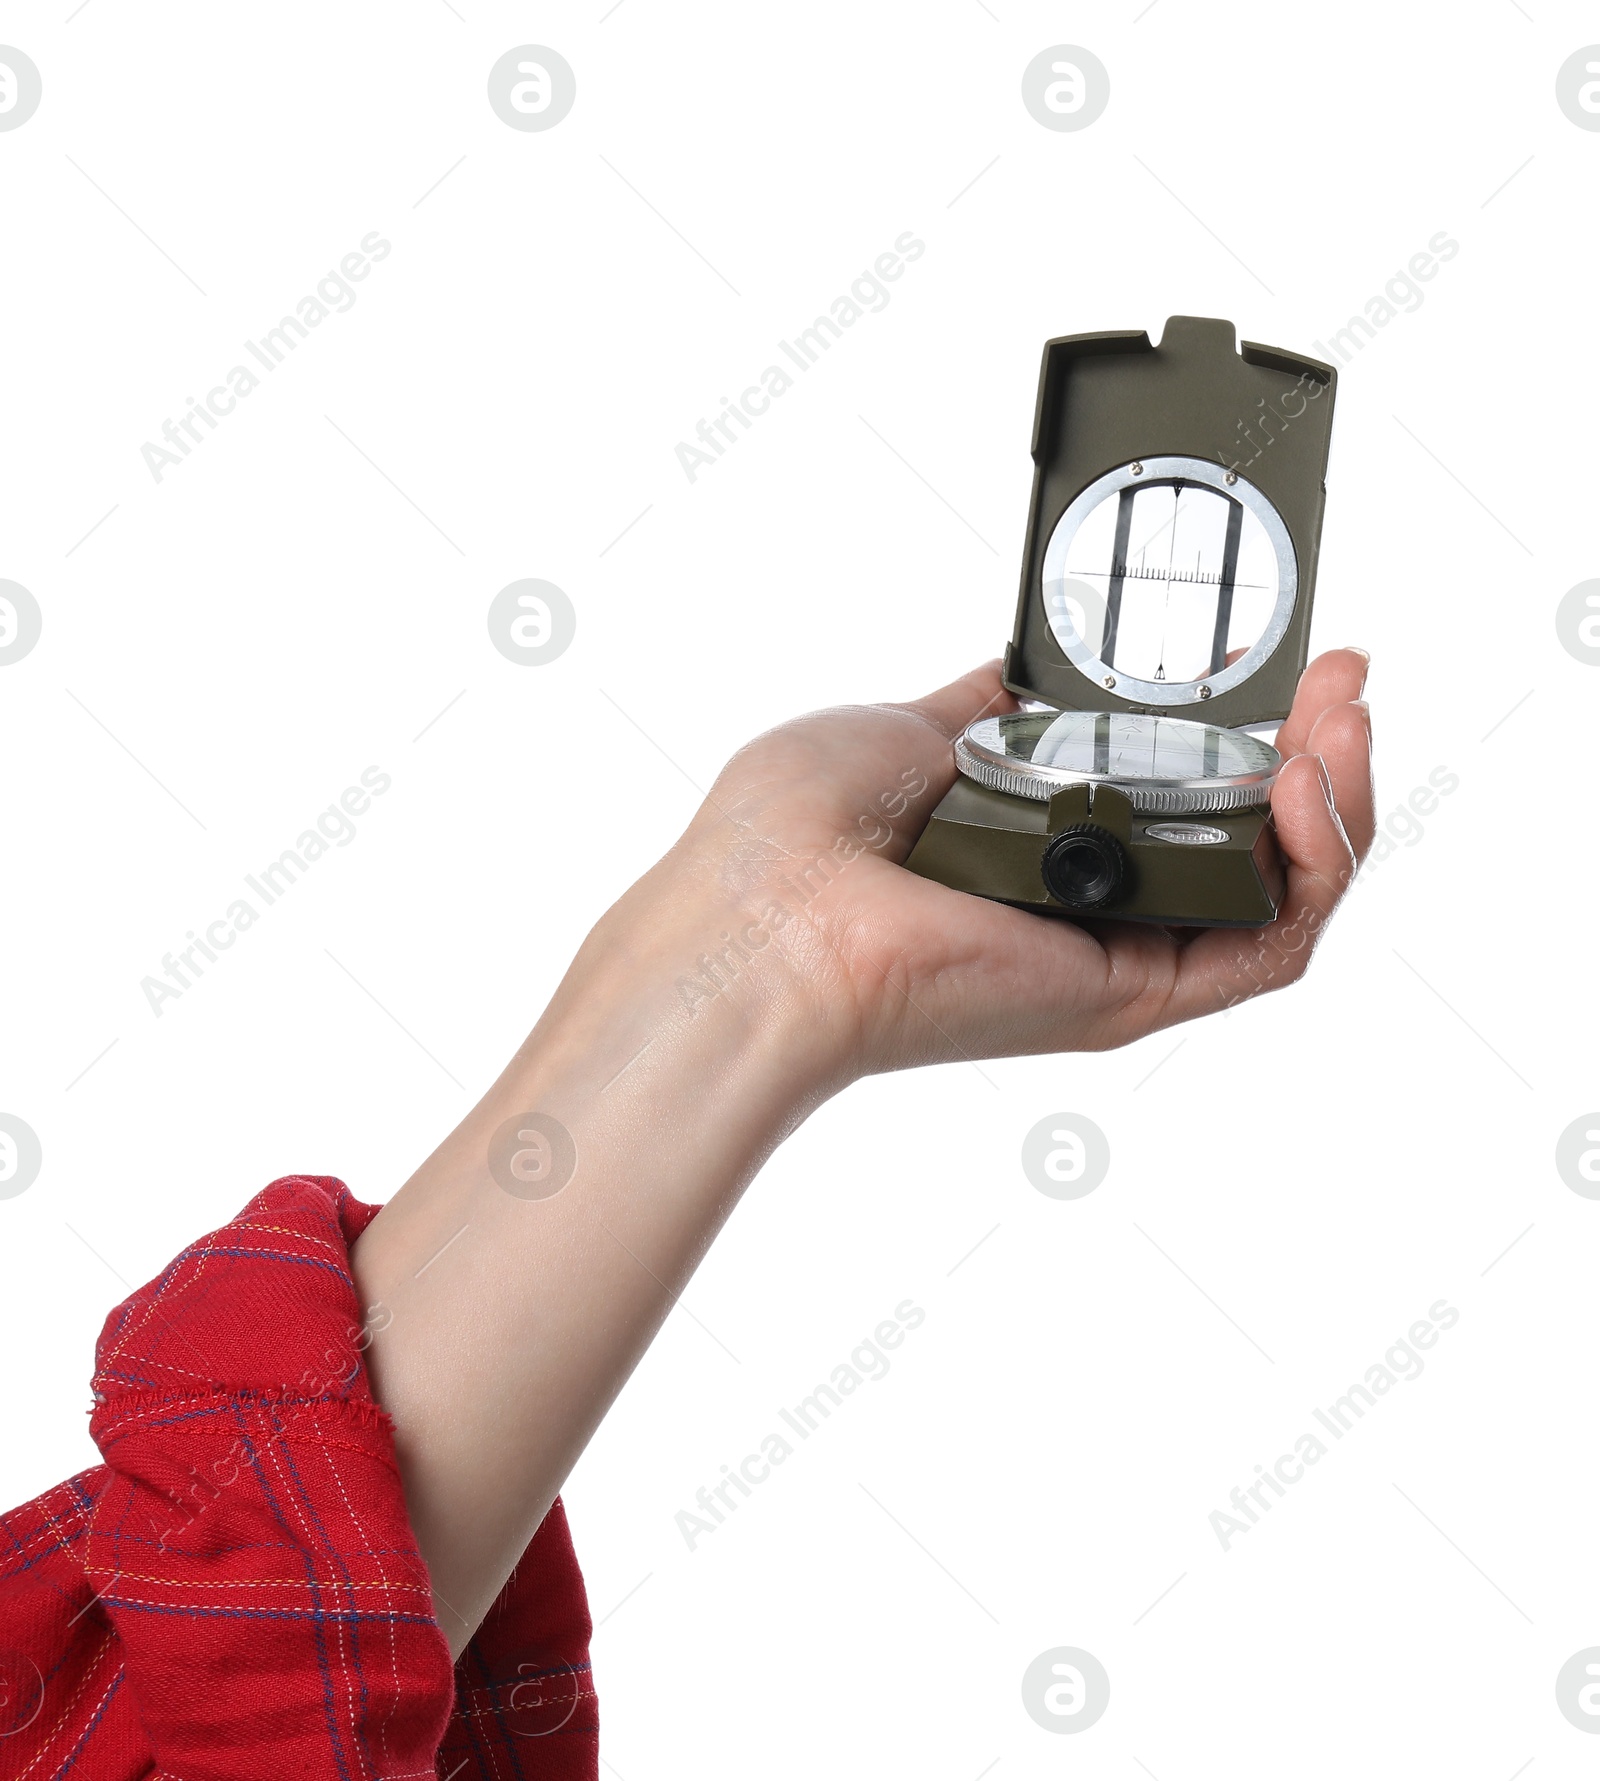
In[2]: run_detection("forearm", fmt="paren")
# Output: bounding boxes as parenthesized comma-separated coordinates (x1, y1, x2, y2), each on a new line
(350, 850, 836, 1656)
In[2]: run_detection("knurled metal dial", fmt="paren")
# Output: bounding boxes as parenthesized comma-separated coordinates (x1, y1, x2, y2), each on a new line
(955, 710, 1279, 814)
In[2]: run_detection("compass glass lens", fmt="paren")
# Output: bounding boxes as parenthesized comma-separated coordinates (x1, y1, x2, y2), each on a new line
(968, 711, 1278, 784)
(1048, 472, 1286, 687)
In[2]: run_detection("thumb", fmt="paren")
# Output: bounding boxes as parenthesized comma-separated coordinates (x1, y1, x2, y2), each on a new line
(891, 660, 1018, 742)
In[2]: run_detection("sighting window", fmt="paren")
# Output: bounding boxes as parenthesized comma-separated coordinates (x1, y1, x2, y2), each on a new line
(1041, 456, 1298, 706)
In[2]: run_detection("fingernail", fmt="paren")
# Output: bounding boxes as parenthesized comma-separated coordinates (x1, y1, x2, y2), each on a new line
(1315, 755, 1336, 808)
(1345, 647, 1370, 692)
(1352, 698, 1371, 736)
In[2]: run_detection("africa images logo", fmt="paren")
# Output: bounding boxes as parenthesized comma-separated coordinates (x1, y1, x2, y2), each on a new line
(1209, 1300, 1460, 1550)
(673, 232, 925, 483)
(139, 232, 392, 481)
(674, 1299, 926, 1550)
(140, 768, 391, 1015)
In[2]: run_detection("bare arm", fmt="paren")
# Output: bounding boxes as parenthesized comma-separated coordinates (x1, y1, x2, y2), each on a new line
(351, 653, 1373, 1655)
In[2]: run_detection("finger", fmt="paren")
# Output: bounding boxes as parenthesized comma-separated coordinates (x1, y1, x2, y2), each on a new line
(1183, 644, 1251, 678)
(1275, 647, 1369, 758)
(1270, 746, 1357, 899)
(1306, 698, 1374, 863)
(891, 660, 1017, 743)
(1160, 751, 1356, 1023)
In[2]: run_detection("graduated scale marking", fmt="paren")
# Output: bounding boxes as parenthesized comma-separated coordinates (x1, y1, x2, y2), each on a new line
(1069, 561, 1272, 590)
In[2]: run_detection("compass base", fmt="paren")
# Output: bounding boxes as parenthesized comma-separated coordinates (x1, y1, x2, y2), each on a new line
(905, 776, 1285, 928)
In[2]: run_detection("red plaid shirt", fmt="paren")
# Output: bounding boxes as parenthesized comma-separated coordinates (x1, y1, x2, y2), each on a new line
(0, 1176, 598, 1777)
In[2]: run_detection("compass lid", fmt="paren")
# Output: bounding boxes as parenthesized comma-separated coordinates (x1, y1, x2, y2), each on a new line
(1003, 316, 1337, 731)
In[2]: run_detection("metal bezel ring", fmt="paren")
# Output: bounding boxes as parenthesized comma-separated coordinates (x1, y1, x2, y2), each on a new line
(954, 715, 1279, 814)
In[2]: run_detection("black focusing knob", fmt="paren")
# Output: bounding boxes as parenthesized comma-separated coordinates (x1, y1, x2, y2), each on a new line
(1041, 824, 1128, 911)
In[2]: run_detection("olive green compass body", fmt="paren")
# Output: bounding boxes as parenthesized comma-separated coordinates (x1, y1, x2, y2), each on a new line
(905, 315, 1338, 927)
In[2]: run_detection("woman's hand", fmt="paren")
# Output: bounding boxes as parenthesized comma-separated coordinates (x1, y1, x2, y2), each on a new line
(650, 648, 1374, 1083)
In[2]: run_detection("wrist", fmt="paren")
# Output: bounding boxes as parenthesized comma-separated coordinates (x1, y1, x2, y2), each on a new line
(543, 843, 858, 1111)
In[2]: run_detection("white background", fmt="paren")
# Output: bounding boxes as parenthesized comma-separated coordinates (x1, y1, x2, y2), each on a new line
(2, 4, 1597, 1776)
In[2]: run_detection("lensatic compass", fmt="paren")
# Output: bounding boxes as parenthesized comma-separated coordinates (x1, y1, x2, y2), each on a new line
(907, 316, 1337, 926)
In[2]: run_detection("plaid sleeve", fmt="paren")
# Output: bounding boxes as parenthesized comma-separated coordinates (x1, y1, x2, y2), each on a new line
(0, 1174, 598, 1779)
